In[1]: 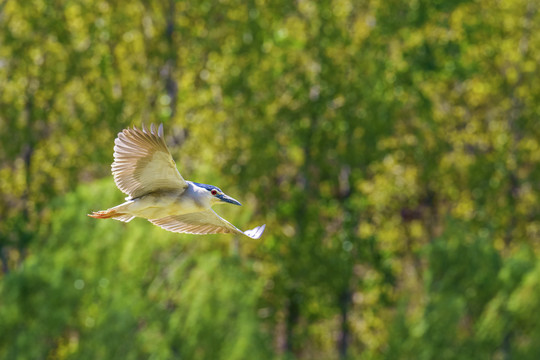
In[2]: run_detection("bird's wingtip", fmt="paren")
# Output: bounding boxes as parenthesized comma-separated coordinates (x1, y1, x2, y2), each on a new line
(132, 123, 163, 137)
(244, 224, 266, 239)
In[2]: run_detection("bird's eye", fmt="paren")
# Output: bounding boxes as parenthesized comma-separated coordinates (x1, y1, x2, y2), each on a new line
(211, 189, 218, 196)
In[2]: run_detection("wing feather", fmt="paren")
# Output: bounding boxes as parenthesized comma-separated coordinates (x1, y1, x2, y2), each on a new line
(149, 209, 266, 239)
(112, 124, 187, 198)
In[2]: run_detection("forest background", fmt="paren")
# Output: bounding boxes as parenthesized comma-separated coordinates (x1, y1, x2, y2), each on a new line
(1, 0, 540, 359)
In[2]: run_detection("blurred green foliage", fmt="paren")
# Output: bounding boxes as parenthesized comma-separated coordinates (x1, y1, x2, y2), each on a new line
(1, 0, 540, 359)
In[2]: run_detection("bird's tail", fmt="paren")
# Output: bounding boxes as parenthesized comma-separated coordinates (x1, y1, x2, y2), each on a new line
(88, 209, 134, 222)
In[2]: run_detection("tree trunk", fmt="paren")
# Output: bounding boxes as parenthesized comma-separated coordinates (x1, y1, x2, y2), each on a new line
(338, 289, 351, 359)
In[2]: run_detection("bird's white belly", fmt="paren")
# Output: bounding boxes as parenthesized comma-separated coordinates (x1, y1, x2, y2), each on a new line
(122, 192, 205, 219)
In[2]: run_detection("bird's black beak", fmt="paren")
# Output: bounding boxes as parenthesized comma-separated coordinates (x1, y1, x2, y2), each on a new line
(217, 194, 242, 206)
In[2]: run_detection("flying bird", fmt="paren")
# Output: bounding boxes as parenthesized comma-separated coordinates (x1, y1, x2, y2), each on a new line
(88, 124, 266, 239)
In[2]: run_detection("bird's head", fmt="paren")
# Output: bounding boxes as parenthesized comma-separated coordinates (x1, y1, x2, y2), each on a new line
(193, 182, 242, 206)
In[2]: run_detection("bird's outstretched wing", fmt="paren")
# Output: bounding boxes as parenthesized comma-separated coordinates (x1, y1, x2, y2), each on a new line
(112, 124, 187, 199)
(149, 209, 266, 239)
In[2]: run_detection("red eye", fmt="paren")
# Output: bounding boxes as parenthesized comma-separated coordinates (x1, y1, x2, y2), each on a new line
(211, 189, 218, 195)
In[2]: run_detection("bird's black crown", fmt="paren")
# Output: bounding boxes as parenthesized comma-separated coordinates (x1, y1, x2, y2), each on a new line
(192, 182, 223, 193)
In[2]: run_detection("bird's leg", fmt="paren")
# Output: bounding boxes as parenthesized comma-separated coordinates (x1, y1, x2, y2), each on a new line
(88, 208, 126, 219)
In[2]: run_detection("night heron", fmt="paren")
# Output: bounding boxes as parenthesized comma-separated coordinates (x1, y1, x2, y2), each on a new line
(88, 124, 266, 239)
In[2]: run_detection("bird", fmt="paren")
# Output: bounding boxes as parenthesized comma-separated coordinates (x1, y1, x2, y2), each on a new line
(88, 123, 266, 239)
